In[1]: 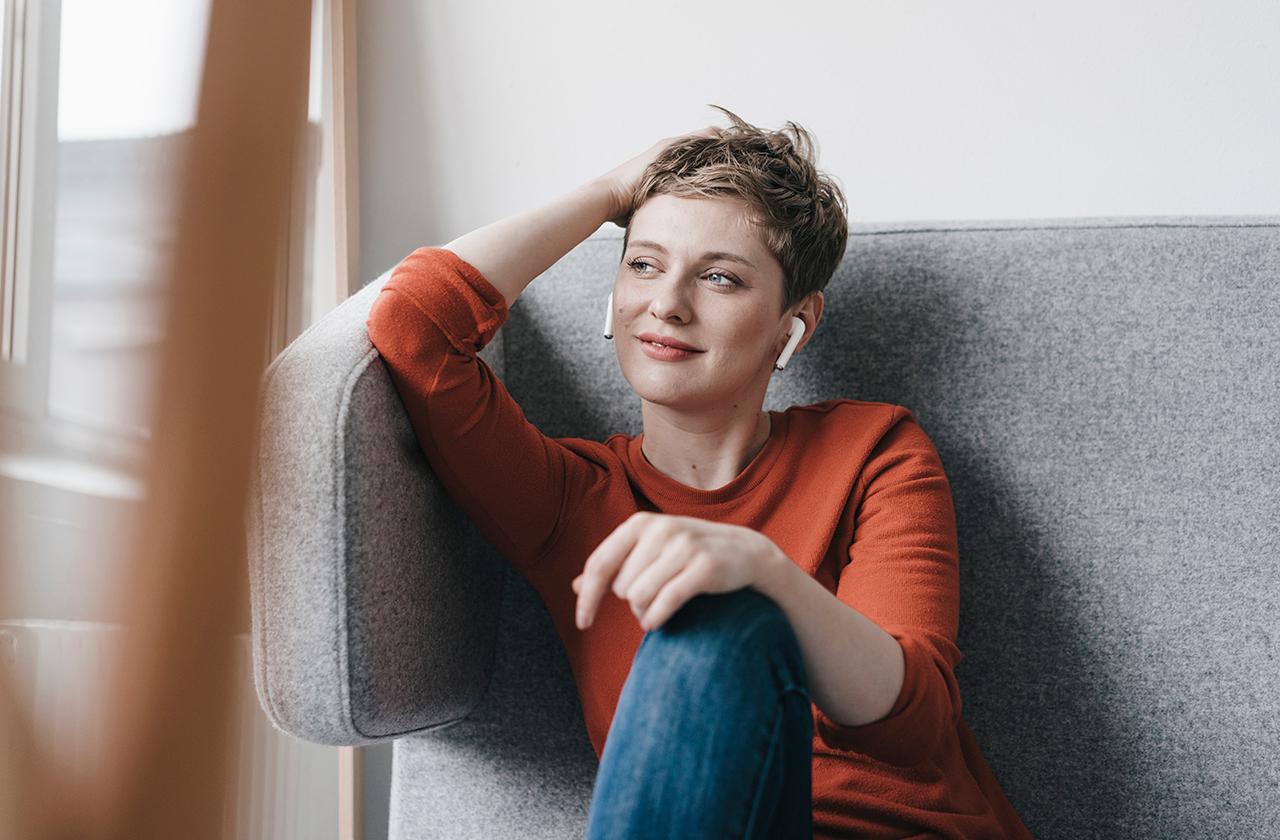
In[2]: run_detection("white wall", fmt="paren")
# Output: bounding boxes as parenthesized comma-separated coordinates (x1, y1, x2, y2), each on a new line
(352, 1, 1279, 835)
(358, 0, 1279, 283)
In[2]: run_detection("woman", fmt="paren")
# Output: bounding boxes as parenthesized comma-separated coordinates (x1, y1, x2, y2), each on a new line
(365, 105, 1035, 839)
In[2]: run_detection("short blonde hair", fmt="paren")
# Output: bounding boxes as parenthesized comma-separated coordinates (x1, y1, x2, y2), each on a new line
(620, 104, 849, 316)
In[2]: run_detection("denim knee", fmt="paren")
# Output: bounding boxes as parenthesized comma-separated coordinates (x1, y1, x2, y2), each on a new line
(639, 588, 809, 693)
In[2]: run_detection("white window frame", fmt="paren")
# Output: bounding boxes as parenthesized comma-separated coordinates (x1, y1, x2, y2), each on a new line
(0, 0, 360, 497)
(1, 0, 117, 475)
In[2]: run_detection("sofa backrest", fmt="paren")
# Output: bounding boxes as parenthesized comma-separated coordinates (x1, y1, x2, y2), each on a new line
(495, 217, 1280, 838)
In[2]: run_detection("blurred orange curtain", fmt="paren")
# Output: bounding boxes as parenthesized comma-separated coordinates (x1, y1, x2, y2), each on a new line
(0, 0, 312, 838)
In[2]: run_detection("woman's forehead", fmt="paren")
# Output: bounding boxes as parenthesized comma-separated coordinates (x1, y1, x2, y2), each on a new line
(629, 201, 768, 257)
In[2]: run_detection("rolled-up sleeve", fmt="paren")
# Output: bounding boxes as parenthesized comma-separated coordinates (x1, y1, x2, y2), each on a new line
(813, 406, 964, 768)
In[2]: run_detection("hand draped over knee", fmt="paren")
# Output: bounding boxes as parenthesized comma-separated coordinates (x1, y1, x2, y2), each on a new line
(573, 511, 789, 632)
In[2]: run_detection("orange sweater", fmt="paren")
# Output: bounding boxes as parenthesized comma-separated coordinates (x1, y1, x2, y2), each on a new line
(366, 246, 1036, 840)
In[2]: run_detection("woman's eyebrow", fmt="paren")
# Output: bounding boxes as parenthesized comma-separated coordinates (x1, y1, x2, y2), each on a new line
(627, 239, 757, 270)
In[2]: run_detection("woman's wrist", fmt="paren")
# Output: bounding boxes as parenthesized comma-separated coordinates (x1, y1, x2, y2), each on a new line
(585, 175, 630, 228)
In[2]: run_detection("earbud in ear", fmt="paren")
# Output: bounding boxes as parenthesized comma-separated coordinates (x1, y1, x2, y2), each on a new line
(603, 292, 614, 339)
(774, 315, 805, 371)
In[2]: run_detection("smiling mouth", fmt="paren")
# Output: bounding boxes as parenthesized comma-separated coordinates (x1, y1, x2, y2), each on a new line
(636, 337, 704, 352)
(637, 339, 706, 363)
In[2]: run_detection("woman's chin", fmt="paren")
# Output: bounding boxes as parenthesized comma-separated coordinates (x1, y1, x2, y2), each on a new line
(625, 377, 692, 404)
(626, 377, 730, 412)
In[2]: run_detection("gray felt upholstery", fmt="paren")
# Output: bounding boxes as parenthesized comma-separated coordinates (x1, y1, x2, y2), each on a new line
(247, 216, 1280, 839)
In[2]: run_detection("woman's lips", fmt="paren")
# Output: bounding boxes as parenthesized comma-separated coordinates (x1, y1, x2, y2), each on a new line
(638, 338, 702, 361)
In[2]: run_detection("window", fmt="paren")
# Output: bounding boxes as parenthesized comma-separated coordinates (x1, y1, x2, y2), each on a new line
(0, 0, 357, 621)
(0, 3, 360, 835)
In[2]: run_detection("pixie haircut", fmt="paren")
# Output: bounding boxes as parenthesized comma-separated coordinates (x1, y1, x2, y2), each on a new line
(620, 104, 850, 317)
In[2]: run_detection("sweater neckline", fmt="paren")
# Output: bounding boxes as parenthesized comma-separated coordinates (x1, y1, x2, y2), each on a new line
(627, 409, 790, 505)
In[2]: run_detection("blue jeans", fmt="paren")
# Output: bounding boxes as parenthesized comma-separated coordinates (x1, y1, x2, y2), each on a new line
(585, 587, 814, 839)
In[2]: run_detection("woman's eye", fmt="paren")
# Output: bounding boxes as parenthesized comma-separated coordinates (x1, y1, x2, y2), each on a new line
(627, 258, 739, 288)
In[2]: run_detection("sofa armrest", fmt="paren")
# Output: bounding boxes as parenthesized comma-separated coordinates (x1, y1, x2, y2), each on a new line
(247, 270, 506, 746)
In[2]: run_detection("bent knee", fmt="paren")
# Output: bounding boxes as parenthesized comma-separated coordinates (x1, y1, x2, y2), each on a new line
(637, 588, 806, 691)
(654, 588, 798, 651)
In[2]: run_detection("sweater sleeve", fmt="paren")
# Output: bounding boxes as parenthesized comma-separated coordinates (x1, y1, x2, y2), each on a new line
(812, 405, 964, 768)
(364, 245, 585, 577)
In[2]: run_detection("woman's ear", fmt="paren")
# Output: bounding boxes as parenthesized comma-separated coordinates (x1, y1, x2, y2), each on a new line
(784, 294, 823, 352)
(796, 293, 824, 350)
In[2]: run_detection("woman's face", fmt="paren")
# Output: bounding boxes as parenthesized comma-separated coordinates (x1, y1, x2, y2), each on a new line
(612, 193, 796, 414)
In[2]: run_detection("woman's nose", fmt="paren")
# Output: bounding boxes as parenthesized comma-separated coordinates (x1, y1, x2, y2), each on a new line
(646, 283, 694, 320)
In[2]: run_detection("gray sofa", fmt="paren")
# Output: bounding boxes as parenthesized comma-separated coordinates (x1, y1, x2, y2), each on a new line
(247, 216, 1280, 839)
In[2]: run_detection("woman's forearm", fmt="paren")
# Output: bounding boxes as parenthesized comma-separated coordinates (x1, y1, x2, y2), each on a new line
(756, 552, 906, 728)
(442, 178, 618, 312)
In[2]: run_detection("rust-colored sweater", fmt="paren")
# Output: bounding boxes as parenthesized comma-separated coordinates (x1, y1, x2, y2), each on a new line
(365, 245, 1036, 840)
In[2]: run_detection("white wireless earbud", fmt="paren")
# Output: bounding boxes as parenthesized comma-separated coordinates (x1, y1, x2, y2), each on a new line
(603, 291, 614, 339)
(774, 316, 805, 371)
